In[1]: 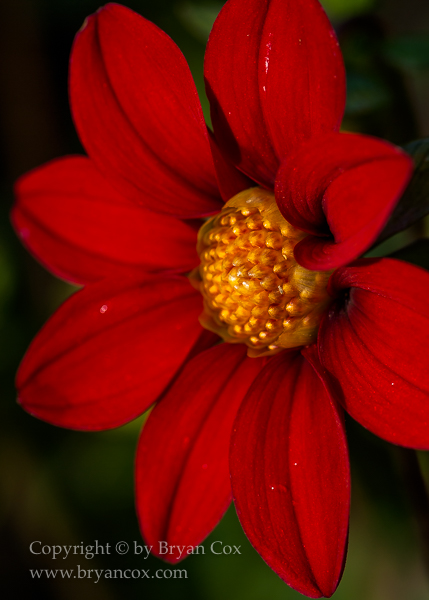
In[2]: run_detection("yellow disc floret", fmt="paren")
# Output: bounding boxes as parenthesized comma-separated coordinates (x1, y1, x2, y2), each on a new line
(194, 187, 333, 357)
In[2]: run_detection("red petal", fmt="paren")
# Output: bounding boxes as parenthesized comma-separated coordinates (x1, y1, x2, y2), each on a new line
(205, 0, 277, 187)
(276, 133, 412, 270)
(12, 156, 199, 285)
(136, 344, 266, 561)
(17, 275, 203, 430)
(70, 3, 221, 218)
(205, 0, 345, 187)
(319, 258, 429, 448)
(208, 131, 253, 202)
(230, 350, 350, 598)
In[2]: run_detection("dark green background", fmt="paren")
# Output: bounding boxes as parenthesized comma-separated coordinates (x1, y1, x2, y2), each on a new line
(0, 0, 429, 598)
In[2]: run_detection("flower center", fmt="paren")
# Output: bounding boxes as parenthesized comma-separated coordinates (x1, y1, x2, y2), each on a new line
(194, 187, 332, 357)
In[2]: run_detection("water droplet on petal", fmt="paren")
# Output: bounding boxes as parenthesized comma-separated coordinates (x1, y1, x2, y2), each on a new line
(269, 483, 288, 493)
(100, 304, 108, 314)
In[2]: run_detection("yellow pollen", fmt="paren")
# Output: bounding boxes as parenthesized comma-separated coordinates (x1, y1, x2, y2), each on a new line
(193, 187, 333, 357)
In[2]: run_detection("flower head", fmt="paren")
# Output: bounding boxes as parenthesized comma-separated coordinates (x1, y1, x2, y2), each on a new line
(12, 0, 429, 597)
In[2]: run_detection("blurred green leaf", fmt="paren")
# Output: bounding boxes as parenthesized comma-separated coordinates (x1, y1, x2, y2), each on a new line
(389, 239, 429, 271)
(176, 2, 223, 42)
(346, 73, 391, 115)
(378, 138, 429, 243)
(320, 0, 375, 21)
(384, 36, 429, 71)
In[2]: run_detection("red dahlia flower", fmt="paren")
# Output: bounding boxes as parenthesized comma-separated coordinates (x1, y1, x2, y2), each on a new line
(12, 0, 429, 597)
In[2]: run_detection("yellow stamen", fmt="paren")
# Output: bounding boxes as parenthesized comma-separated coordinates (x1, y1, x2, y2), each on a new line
(193, 187, 333, 357)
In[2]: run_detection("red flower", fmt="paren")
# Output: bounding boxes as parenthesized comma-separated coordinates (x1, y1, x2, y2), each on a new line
(12, 1, 429, 597)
